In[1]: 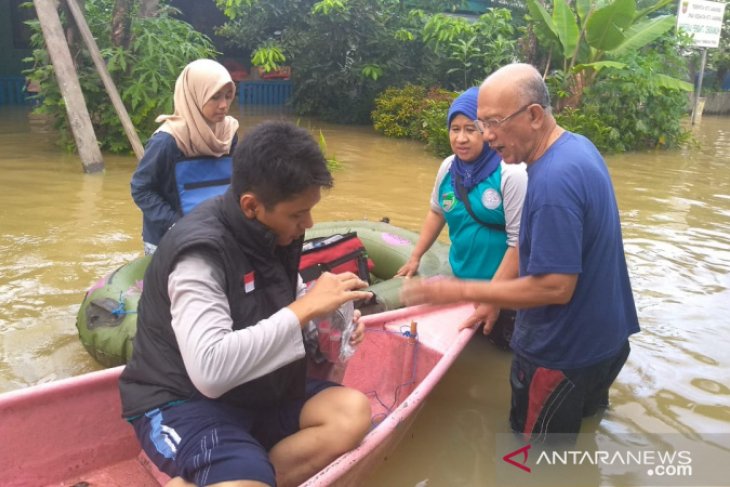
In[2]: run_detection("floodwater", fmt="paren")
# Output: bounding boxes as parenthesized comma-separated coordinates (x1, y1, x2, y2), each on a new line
(1, 105, 729, 486)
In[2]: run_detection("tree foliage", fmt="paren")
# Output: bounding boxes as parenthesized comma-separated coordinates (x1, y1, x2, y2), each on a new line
(553, 30, 692, 152)
(526, 0, 692, 107)
(24, 0, 217, 153)
(519, 0, 693, 152)
(420, 9, 517, 90)
(216, 0, 517, 122)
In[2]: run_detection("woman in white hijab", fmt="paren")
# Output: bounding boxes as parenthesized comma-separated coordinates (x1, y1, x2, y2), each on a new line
(131, 59, 239, 255)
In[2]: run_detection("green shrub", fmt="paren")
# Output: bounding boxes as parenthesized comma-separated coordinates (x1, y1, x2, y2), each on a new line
(545, 29, 692, 154)
(420, 8, 517, 91)
(372, 85, 428, 138)
(414, 88, 456, 158)
(554, 106, 620, 154)
(550, 34, 691, 154)
(372, 85, 456, 158)
(582, 53, 690, 152)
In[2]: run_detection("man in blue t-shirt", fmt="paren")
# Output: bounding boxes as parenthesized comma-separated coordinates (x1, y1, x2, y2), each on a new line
(402, 63, 640, 439)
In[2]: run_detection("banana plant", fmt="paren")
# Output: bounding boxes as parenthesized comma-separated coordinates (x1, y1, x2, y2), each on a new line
(527, 0, 692, 107)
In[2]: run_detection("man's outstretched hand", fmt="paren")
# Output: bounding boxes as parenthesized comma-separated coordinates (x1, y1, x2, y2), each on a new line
(400, 276, 466, 306)
(290, 272, 372, 326)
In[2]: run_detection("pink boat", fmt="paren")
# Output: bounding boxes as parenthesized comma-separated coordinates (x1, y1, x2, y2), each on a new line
(1, 303, 475, 486)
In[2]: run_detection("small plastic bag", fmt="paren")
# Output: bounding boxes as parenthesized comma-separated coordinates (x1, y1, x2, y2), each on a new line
(304, 301, 357, 382)
(304, 301, 355, 364)
(315, 300, 356, 363)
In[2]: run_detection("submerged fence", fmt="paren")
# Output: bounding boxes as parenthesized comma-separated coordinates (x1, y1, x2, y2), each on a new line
(238, 80, 292, 106)
(1, 77, 293, 108)
(0, 77, 32, 106)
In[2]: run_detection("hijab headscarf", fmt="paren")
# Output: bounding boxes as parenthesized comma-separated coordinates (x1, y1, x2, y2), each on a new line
(156, 59, 239, 158)
(447, 87, 501, 199)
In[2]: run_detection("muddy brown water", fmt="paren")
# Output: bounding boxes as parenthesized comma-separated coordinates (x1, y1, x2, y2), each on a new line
(1, 105, 728, 486)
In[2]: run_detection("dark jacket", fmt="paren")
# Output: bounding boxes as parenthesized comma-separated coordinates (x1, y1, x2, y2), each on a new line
(131, 132, 237, 245)
(119, 188, 306, 417)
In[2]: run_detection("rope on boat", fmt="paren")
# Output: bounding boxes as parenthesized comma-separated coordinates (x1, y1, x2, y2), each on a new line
(110, 291, 137, 317)
(362, 327, 420, 425)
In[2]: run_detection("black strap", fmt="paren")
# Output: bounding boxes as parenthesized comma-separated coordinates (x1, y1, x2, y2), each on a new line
(454, 173, 506, 232)
(299, 249, 371, 283)
(302, 232, 357, 254)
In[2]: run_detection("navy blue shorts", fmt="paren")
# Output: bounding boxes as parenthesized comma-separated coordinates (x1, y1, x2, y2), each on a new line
(131, 379, 337, 486)
(509, 340, 630, 441)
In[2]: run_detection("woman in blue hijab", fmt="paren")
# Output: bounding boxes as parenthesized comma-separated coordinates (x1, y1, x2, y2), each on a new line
(397, 86, 527, 348)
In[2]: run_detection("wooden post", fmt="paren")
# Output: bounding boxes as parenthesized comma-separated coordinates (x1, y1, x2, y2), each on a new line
(65, 0, 145, 160)
(690, 48, 708, 126)
(33, 0, 104, 173)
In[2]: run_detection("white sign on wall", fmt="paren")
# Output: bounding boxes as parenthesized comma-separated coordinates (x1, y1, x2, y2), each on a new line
(676, 0, 727, 48)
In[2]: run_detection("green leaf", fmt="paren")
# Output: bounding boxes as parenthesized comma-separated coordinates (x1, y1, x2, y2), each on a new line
(215, 0, 255, 20)
(553, 0, 580, 59)
(527, 0, 560, 44)
(572, 60, 627, 73)
(312, 0, 347, 16)
(609, 15, 675, 56)
(251, 44, 287, 72)
(654, 74, 694, 92)
(394, 29, 414, 42)
(585, 0, 636, 51)
(575, 0, 593, 24)
(361, 64, 383, 80)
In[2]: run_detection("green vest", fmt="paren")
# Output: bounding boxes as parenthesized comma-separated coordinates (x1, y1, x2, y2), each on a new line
(438, 169, 507, 279)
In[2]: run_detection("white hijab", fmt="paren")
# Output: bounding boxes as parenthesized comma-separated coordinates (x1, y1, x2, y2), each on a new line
(155, 59, 239, 157)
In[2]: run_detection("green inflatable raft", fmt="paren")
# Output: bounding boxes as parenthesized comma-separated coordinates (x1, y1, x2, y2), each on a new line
(76, 220, 451, 367)
(76, 255, 150, 368)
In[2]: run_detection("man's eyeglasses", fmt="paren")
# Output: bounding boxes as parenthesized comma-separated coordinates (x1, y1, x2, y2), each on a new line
(473, 103, 541, 133)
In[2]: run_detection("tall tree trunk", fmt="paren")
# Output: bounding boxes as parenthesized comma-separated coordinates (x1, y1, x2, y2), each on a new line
(61, 0, 84, 67)
(111, 0, 133, 48)
(65, 0, 145, 159)
(558, 71, 585, 112)
(139, 0, 159, 18)
(519, 24, 538, 66)
(33, 0, 104, 173)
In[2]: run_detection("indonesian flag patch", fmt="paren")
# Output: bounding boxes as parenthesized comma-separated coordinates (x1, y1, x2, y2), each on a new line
(243, 271, 255, 293)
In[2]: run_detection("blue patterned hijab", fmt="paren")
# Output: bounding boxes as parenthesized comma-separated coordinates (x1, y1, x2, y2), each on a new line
(447, 87, 501, 199)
